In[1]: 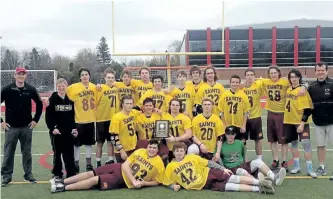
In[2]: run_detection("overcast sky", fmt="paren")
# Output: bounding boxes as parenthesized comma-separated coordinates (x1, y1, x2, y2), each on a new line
(1, 0, 333, 61)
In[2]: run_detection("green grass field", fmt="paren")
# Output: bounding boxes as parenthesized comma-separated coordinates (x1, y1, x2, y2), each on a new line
(1, 111, 333, 199)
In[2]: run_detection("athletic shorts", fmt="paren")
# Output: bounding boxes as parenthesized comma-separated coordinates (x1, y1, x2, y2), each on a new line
(267, 111, 286, 144)
(74, 122, 96, 146)
(94, 163, 126, 190)
(246, 117, 263, 140)
(229, 161, 259, 178)
(203, 168, 231, 192)
(232, 126, 248, 143)
(96, 121, 111, 143)
(284, 124, 310, 143)
(314, 124, 333, 147)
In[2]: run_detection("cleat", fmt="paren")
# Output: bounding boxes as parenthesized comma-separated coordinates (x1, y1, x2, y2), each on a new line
(24, 177, 37, 184)
(105, 159, 115, 165)
(269, 160, 279, 171)
(315, 166, 326, 176)
(281, 162, 289, 173)
(258, 172, 273, 189)
(86, 164, 94, 172)
(1, 178, 11, 187)
(259, 186, 275, 194)
(274, 168, 286, 186)
(290, 166, 301, 174)
(51, 182, 65, 193)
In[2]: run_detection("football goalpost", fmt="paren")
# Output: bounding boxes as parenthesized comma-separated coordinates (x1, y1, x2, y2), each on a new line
(111, 0, 225, 87)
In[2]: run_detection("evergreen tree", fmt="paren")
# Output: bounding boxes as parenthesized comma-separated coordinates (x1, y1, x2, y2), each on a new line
(28, 47, 41, 69)
(96, 36, 111, 65)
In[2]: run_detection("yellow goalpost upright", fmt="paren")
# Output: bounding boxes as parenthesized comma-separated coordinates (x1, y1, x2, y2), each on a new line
(111, 0, 225, 88)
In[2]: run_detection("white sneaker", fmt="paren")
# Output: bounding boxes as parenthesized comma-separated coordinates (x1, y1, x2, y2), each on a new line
(290, 167, 301, 174)
(274, 168, 287, 186)
(51, 182, 65, 193)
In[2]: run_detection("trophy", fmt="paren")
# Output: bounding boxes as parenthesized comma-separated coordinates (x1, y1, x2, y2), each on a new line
(154, 120, 169, 138)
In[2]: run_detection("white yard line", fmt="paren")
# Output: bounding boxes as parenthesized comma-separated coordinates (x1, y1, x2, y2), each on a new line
(2, 149, 333, 157)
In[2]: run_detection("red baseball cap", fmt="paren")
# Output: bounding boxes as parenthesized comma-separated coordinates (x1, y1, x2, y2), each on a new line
(15, 67, 27, 74)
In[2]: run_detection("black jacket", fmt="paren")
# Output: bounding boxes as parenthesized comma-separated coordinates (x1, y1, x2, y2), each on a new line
(308, 77, 333, 126)
(45, 92, 76, 135)
(1, 82, 43, 127)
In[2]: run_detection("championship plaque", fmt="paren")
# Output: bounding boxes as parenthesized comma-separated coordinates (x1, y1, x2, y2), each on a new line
(154, 120, 169, 138)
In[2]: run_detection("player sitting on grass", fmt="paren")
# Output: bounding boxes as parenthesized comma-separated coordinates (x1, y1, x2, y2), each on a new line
(214, 125, 286, 187)
(50, 139, 165, 193)
(163, 142, 274, 194)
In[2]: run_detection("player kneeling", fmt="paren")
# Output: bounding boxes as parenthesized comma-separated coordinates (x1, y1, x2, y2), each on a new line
(164, 142, 275, 194)
(50, 139, 165, 193)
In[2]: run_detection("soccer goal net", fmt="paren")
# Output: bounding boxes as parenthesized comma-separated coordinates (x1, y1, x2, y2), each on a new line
(1, 70, 57, 96)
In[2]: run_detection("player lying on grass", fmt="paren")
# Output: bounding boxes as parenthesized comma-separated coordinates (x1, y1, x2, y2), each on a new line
(50, 139, 165, 193)
(163, 142, 274, 194)
(213, 125, 286, 186)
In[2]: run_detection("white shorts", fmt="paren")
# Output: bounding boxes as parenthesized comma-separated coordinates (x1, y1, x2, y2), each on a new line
(314, 124, 333, 146)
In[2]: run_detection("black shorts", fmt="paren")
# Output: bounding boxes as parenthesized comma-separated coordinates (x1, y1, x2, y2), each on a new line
(74, 122, 96, 146)
(245, 117, 264, 140)
(233, 126, 248, 143)
(284, 124, 311, 143)
(96, 121, 111, 143)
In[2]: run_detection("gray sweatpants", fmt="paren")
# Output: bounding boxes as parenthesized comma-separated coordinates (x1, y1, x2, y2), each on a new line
(1, 126, 33, 180)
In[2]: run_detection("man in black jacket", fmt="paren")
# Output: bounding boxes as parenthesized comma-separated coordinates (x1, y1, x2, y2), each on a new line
(46, 78, 78, 179)
(1, 67, 43, 186)
(308, 62, 333, 179)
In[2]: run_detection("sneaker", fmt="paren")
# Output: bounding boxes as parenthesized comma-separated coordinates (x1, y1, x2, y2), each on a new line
(86, 164, 94, 172)
(105, 159, 115, 165)
(269, 160, 279, 171)
(274, 168, 287, 186)
(49, 176, 63, 186)
(1, 178, 11, 187)
(259, 186, 275, 194)
(307, 164, 317, 178)
(51, 182, 65, 193)
(316, 166, 326, 176)
(97, 161, 102, 168)
(290, 166, 301, 174)
(24, 177, 37, 184)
